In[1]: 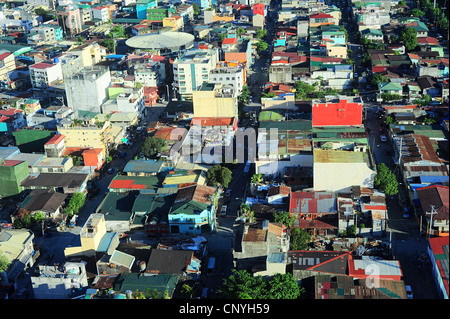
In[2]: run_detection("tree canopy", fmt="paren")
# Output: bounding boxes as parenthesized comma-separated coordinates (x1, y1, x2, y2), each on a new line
(290, 228, 311, 250)
(218, 269, 305, 299)
(206, 165, 233, 188)
(400, 27, 418, 51)
(274, 210, 296, 228)
(141, 136, 166, 158)
(374, 163, 399, 196)
(65, 192, 86, 217)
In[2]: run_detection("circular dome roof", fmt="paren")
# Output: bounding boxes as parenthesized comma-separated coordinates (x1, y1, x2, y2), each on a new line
(125, 31, 195, 51)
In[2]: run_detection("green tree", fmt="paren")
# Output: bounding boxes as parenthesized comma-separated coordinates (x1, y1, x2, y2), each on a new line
(0, 253, 9, 273)
(264, 273, 305, 299)
(218, 270, 304, 299)
(371, 73, 388, 86)
(236, 27, 245, 36)
(374, 163, 399, 196)
(192, 3, 200, 15)
(290, 228, 311, 250)
(411, 8, 425, 18)
(251, 173, 263, 183)
(256, 28, 267, 39)
(294, 81, 316, 100)
(384, 115, 397, 125)
(218, 269, 266, 299)
(400, 27, 418, 51)
(256, 39, 268, 53)
(102, 38, 115, 53)
(206, 165, 233, 188)
(65, 192, 86, 217)
(141, 136, 166, 158)
(274, 210, 296, 228)
(181, 284, 193, 299)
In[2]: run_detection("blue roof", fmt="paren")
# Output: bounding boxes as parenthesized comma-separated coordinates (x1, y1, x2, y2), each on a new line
(106, 54, 126, 60)
(419, 176, 449, 184)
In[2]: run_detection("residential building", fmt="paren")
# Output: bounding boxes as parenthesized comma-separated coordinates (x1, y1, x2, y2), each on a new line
(57, 119, 111, 158)
(163, 15, 183, 31)
(64, 66, 111, 114)
(309, 13, 334, 27)
(31, 262, 88, 299)
(56, 4, 83, 37)
(313, 149, 375, 193)
(416, 185, 449, 237)
(136, 0, 158, 20)
(20, 172, 89, 194)
(0, 108, 26, 132)
(233, 220, 289, 276)
(0, 229, 36, 288)
(0, 52, 16, 83)
(312, 96, 363, 127)
(222, 38, 253, 70)
(0, 159, 29, 198)
(209, 61, 246, 94)
(172, 47, 219, 97)
(427, 237, 449, 299)
(18, 189, 67, 221)
(392, 134, 448, 184)
(192, 82, 238, 118)
(288, 251, 352, 280)
(168, 184, 217, 234)
(26, 0, 56, 10)
(92, 6, 110, 22)
(29, 61, 63, 90)
(67, 42, 103, 68)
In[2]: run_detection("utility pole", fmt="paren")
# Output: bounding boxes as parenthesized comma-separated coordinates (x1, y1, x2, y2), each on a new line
(426, 205, 438, 239)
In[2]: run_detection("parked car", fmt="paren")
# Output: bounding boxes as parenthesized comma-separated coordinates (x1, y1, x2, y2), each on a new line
(380, 135, 387, 142)
(107, 167, 115, 174)
(405, 285, 413, 299)
(403, 207, 410, 219)
(221, 205, 228, 216)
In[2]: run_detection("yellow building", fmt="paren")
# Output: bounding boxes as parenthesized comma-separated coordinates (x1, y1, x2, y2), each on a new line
(67, 42, 103, 67)
(163, 15, 183, 31)
(0, 52, 16, 82)
(192, 83, 238, 118)
(325, 42, 348, 59)
(57, 119, 112, 157)
(64, 214, 116, 258)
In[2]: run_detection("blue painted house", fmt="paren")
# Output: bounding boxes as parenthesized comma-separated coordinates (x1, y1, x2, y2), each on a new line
(136, 0, 158, 20)
(168, 184, 217, 234)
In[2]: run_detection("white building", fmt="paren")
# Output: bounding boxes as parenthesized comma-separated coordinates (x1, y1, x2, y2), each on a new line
(313, 149, 375, 193)
(64, 66, 111, 114)
(173, 48, 219, 97)
(92, 6, 109, 22)
(29, 61, 63, 89)
(209, 61, 245, 94)
(26, 0, 56, 10)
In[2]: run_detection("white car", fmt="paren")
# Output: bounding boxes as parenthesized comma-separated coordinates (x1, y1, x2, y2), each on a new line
(405, 285, 413, 299)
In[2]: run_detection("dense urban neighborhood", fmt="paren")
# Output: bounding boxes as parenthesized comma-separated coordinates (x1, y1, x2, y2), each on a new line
(0, 0, 448, 303)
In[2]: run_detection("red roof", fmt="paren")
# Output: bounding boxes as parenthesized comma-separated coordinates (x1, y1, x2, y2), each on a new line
(109, 179, 146, 190)
(0, 52, 12, 60)
(191, 117, 235, 127)
(1, 159, 24, 167)
(44, 134, 65, 146)
(222, 37, 237, 45)
(310, 13, 333, 19)
(30, 62, 54, 70)
(429, 236, 449, 297)
(417, 37, 439, 45)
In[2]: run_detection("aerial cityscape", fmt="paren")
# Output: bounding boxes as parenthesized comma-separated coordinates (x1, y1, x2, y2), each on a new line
(0, 0, 448, 303)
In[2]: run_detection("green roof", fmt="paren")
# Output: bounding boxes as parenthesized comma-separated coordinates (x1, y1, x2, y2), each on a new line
(114, 273, 178, 297)
(258, 110, 284, 121)
(97, 192, 135, 221)
(378, 82, 403, 91)
(259, 119, 312, 132)
(170, 200, 209, 216)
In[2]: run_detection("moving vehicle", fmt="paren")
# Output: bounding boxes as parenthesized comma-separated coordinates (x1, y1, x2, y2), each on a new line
(380, 135, 387, 142)
(403, 207, 410, 219)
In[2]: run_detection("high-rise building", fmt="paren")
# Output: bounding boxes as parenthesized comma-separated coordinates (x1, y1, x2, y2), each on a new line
(64, 66, 111, 114)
